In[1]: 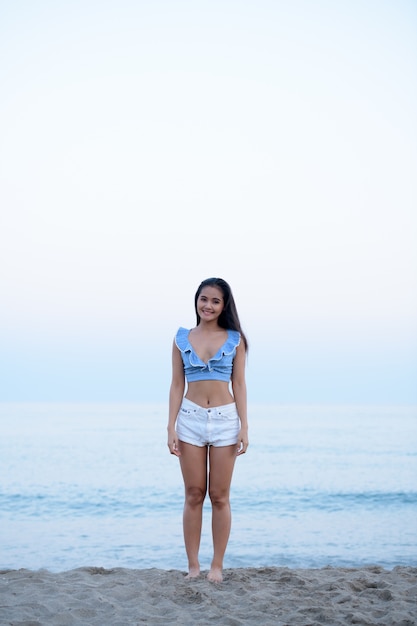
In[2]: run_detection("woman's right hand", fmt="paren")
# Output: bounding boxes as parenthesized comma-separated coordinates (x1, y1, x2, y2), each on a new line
(167, 429, 181, 456)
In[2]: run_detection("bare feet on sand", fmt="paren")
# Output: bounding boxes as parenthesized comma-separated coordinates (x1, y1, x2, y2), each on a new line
(207, 567, 223, 583)
(185, 566, 200, 579)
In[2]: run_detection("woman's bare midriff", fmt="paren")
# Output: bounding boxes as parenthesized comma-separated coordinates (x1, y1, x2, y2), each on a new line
(185, 380, 234, 407)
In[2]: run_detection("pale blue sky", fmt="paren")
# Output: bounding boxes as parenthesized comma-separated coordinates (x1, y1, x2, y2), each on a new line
(1, 0, 416, 403)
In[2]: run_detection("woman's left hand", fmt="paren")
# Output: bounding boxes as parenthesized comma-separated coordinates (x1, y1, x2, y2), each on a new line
(236, 429, 249, 456)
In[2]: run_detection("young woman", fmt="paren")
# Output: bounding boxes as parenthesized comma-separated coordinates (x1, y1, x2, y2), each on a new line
(167, 277, 248, 583)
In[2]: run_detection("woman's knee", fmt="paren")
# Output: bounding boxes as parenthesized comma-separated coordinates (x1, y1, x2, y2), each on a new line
(185, 486, 206, 507)
(208, 488, 229, 508)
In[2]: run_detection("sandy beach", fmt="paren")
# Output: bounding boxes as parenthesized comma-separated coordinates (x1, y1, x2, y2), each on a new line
(0, 565, 416, 625)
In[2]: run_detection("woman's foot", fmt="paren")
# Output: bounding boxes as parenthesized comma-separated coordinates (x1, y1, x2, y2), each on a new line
(207, 566, 223, 583)
(185, 565, 201, 579)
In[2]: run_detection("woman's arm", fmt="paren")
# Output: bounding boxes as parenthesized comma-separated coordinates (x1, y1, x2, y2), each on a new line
(167, 340, 185, 456)
(231, 341, 248, 455)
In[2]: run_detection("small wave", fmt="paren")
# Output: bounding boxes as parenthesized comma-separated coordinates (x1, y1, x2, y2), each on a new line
(0, 489, 183, 518)
(235, 488, 417, 513)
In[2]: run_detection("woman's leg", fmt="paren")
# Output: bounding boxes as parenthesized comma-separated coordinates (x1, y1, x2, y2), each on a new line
(207, 444, 237, 582)
(178, 441, 208, 578)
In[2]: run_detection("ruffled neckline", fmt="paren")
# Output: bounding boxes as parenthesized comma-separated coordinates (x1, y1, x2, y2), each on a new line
(175, 327, 240, 366)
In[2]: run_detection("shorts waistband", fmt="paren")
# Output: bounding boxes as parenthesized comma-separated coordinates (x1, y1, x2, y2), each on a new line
(181, 397, 236, 412)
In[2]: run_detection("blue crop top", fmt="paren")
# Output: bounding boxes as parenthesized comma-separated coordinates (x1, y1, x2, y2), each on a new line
(175, 327, 241, 383)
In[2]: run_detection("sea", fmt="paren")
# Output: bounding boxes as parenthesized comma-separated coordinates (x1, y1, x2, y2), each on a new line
(0, 403, 416, 573)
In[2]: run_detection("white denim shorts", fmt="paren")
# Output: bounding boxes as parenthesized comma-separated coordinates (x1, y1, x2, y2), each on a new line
(176, 397, 240, 447)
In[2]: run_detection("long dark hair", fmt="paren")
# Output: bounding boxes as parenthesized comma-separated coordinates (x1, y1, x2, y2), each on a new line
(194, 277, 248, 352)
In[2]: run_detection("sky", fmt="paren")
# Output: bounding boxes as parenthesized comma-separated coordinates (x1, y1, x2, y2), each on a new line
(1, 0, 416, 404)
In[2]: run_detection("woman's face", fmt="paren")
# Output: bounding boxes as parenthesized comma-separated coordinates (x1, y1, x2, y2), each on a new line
(196, 286, 224, 322)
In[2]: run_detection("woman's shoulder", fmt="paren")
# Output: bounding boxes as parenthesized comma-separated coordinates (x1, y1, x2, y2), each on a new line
(224, 328, 241, 352)
(174, 327, 191, 351)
